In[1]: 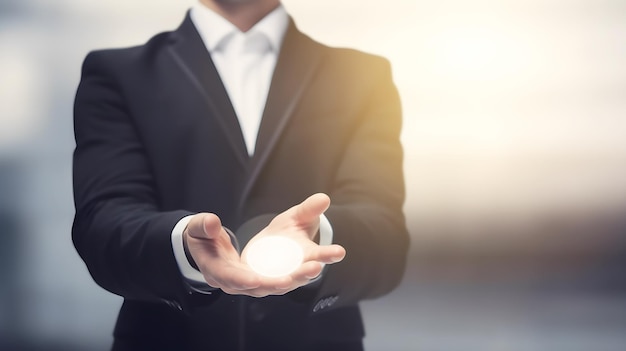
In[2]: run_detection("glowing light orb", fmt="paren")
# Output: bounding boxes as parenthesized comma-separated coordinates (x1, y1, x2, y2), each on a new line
(246, 236, 304, 277)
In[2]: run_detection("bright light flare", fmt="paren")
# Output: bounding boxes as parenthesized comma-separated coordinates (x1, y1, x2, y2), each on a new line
(245, 236, 304, 277)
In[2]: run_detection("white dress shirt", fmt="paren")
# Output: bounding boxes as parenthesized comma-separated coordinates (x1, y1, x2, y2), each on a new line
(171, 2, 332, 287)
(192, 2, 288, 155)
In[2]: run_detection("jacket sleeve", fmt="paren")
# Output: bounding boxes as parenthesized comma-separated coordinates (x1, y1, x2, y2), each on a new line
(72, 51, 197, 306)
(306, 57, 410, 313)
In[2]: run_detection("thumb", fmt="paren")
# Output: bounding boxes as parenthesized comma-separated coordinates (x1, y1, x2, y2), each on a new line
(294, 193, 331, 224)
(187, 213, 223, 240)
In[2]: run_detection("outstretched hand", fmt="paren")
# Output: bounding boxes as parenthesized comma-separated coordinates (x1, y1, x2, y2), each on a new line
(184, 193, 346, 297)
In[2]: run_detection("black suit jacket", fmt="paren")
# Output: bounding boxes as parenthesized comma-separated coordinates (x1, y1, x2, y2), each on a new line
(73, 13, 408, 351)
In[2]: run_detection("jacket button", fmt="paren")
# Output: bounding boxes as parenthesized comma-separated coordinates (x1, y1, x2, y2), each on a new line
(313, 296, 338, 312)
(327, 296, 338, 307)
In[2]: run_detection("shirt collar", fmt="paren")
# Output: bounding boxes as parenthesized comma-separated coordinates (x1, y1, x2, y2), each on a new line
(190, 2, 289, 53)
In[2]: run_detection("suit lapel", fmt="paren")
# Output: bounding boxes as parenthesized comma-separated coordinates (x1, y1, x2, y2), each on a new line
(167, 13, 249, 168)
(240, 21, 324, 205)
(165, 15, 324, 206)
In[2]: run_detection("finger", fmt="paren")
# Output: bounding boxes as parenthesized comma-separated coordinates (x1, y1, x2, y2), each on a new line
(221, 275, 293, 297)
(290, 261, 324, 284)
(221, 286, 267, 297)
(187, 213, 222, 240)
(294, 193, 331, 225)
(247, 277, 297, 297)
(249, 274, 293, 290)
(210, 263, 261, 290)
(305, 244, 346, 264)
(269, 275, 294, 290)
(202, 213, 223, 240)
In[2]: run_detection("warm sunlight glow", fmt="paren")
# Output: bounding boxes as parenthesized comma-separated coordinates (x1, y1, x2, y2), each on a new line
(423, 18, 530, 84)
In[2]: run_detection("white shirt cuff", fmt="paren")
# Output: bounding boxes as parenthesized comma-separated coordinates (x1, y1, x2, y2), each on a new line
(171, 215, 207, 284)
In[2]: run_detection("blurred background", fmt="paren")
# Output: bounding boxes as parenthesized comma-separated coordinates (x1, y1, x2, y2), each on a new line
(1, 0, 626, 350)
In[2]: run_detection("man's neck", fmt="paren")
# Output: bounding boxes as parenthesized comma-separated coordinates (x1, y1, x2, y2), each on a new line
(199, 0, 281, 32)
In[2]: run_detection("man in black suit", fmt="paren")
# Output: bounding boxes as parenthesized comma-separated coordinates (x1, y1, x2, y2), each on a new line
(72, 0, 409, 350)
